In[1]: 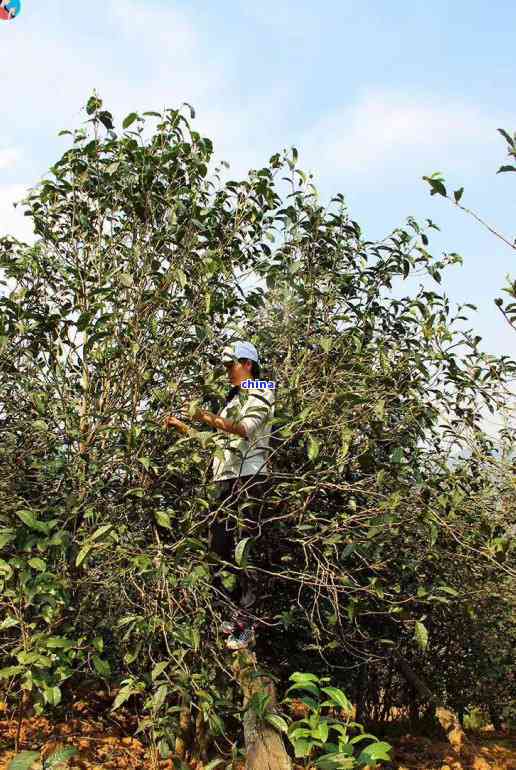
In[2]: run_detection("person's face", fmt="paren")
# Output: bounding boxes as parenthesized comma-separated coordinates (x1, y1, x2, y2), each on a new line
(223, 358, 252, 386)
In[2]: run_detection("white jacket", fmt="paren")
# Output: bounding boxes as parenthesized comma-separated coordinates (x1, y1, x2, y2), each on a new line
(211, 384, 275, 481)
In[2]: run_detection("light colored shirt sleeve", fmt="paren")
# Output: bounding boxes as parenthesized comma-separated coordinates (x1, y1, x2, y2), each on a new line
(239, 388, 275, 440)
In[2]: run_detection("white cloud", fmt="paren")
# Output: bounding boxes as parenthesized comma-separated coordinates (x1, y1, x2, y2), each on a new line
(0, 184, 35, 243)
(0, 1, 292, 246)
(235, 0, 322, 38)
(298, 89, 514, 179)
(1, 1, 213, 130)
(0, 0, 290, 183)
(0, 147, 20, 169)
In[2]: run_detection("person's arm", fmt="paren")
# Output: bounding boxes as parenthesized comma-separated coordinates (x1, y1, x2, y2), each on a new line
(164, 387, 275, 440)
(162, 410, 247, 438)
(192, 409, 248, 438)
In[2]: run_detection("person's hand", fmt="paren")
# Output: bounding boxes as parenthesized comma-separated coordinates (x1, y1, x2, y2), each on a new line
(162, 415, 188, 433)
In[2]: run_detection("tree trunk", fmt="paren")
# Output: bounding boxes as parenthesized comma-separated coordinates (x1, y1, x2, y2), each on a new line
(193, 707, 210, 764)
(232, 648, 292, 770)
(397, 656, 466, 754)
(174, 698, 192, 760)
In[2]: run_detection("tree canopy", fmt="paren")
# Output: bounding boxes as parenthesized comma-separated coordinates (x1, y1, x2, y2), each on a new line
(0, 97, 514, 764)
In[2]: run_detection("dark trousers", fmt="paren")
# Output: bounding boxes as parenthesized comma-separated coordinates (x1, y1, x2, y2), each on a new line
(208, 474, 271, 618)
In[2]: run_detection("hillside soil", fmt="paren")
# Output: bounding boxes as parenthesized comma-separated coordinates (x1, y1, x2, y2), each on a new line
(0, 692, 514, 770)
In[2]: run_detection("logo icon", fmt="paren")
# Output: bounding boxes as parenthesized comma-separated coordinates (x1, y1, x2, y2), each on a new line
(0, 0, 21, 20)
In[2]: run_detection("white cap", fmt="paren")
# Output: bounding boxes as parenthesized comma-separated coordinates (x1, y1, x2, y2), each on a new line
(221, 340, 260, 365)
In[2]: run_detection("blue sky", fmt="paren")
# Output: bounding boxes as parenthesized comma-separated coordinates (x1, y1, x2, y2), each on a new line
(1, 0, 515, 382)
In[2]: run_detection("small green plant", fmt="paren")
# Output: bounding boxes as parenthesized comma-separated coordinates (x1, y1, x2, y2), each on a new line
(269, 672, 392, 769)
(463, 706, 490, 731)
(7, 746, 78, 770)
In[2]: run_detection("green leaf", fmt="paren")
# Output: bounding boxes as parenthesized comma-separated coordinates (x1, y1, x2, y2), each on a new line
(204, 760, 225, 770)
(292, 737, 312, 758)
(0, 665, 24, 679)
(296, 696, 319, 711)
(287, 682, 321, 698)
(437, 586, 459, 597)
(0, 529, 16, 548)
(221, 571, 237, 591)
(320, 687, 353, 712)
(307, 435, 321, 461)
(75, 544, 93, 567)
(92, 655, 111, 678)
(154, 510, 171, 530)
(357, 741, 392, 765)
(0, 559, 13, 578)
(453, 187, 464, 203)
(98, 110, 114, 130)
(45, 637, 74, 650)
(6, 751, 40, 770)
(86, 95, 102, 115)
(123, 488, 145, 498)
(90, 524, 113, 542)
(111, 684, 135, 710)
(422, 174, 447, 197)
(151, 661, 169, 681)
(290, 672, 320, 684)
(45, 746, 78, 769)
(235, 537, 251, 567)
(76, 312, 92, 331)
(314, 753, 355, 769)
(414, 620, 428, 651)
(123, 112, 139, 129)
(43, 685, 62, 706)
(28, 557, 46, 571)
(497, 165, 516, 173)
(389, 447, 404, 464)
(313, 720, 329, 742)
(497, 128, 514, 146)
(0, 616, 18, 630)
(93, 637, 104, 653)
(265, 713, 290, 733)
(182, 101, 196, 119)
(153, 684, 168, 711)
(16, 510, 49, 534)
(349, 733, 382, 745)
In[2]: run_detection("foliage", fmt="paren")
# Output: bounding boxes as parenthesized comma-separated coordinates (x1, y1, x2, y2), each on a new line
(421, 128, 516, 729)
(277, 671, 392, 768)
(0, 96, 514, 759)
(423, 127, 516, 331)
(7, 746, 77, 770)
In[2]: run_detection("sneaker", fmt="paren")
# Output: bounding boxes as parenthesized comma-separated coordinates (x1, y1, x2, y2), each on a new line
(226, 624, 255, 651)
